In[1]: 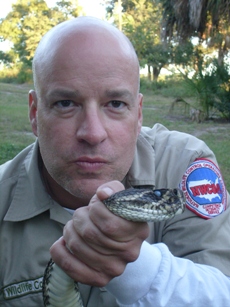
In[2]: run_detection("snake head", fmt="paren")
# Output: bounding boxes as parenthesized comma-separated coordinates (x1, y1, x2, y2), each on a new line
(103, 188, 186, 222)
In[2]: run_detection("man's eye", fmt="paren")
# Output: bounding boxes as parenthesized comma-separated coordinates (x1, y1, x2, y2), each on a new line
(108, 100, 125, 109)
(55, 100, 74, 108)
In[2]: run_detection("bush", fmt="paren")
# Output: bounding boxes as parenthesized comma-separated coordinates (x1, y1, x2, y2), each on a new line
(0, 64, 32, 84)
(0, 66, 19, 83)
(181, 59, 230, 120)
(17, 66, 33, 83)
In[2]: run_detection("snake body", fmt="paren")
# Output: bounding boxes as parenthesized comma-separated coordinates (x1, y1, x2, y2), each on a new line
(43, 188, 185, 307)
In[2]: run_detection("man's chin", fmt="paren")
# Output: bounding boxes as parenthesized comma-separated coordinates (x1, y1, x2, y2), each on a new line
(67, 178, 111, 199)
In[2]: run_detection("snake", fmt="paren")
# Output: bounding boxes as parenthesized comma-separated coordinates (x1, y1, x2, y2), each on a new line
(42, 187, 185, 307)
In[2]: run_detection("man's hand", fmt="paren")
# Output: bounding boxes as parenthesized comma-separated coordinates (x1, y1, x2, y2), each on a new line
(50, 180, 149, 287)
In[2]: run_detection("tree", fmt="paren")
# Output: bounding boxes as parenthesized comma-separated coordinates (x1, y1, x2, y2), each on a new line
(160, 0, 230, 120)
(160, 0, 230, 65)
(0, 0, 51, 65)
(105, 0, 172, 81)
(0, 0, 82, 66)
(0, 50, 13, 66)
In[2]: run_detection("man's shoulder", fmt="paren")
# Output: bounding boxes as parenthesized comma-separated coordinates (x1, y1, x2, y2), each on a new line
(140, 123, 207, 152)
(0, 143, 36, 218)
(0, 143, 35, 182)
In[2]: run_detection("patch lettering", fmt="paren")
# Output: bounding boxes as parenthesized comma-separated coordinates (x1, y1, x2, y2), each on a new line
(180, 158, 227, 218)
(3, 276, 43, 300)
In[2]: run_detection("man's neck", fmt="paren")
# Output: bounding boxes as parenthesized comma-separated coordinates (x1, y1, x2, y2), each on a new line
(41, 164, 88, 209)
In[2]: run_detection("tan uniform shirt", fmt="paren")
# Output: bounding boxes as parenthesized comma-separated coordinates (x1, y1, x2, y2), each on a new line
(1, 124, 229, 306)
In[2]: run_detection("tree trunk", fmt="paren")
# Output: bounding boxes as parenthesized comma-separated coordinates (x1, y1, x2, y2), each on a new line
(153, 66, 160, 81)
(148, 65, 152, 81)
(217, 47, 225, 66)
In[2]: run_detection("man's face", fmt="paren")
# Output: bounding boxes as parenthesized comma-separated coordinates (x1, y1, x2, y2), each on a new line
(30, 32, 143, 204)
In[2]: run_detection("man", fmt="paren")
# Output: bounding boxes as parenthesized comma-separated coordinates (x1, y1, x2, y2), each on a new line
(0, 16, 229, 306)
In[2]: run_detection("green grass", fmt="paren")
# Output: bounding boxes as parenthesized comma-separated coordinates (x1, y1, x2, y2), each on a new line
(0, 83, 36, 162)
(0, 80, 229, 190)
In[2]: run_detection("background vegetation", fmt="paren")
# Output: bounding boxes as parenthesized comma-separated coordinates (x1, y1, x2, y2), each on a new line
(1, 0, 230, 119)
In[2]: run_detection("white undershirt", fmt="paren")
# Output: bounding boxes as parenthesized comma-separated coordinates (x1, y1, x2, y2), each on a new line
(106, 241, 230, 306)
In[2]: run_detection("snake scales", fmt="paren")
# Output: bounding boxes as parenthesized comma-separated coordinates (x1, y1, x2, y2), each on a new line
(43, 187, 185, 307)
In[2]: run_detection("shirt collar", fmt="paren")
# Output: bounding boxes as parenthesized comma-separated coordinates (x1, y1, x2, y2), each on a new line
(124, 131, 156, 188)
(4, 141, 70, 223)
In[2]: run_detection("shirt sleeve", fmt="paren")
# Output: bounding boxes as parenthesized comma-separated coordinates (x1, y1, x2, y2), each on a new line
(106, 241, 230, 307)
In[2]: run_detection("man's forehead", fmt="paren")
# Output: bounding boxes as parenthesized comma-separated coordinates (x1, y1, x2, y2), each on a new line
(33, 17, 140, 94)
(45, 87, 135, 99)
(34, 16, 140, 66)
(37, 17, 130, 54)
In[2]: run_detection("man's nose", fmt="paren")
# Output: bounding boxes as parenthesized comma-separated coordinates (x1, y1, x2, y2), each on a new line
(76, 106, 108, 145)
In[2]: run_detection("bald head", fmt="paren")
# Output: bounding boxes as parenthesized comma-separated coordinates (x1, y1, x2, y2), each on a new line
(29, 17, 143, 203)
(32, 17, 140, 95)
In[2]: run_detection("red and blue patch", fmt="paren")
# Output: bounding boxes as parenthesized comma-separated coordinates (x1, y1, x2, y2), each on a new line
(180, 158, 227, 219)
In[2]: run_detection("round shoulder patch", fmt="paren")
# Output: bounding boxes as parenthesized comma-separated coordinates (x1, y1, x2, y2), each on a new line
(180, 158, 227, 219)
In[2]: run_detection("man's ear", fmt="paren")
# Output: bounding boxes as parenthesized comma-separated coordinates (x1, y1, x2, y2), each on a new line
(28, 90, 38, 137)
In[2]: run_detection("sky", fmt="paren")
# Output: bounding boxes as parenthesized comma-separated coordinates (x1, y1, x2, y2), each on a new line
(0, 0, 105, 18)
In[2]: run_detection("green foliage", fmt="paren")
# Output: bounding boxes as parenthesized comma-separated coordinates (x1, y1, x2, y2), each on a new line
(181, 58, 230, 120)
(0, 51, 13, 66)
(110, 0, 172, 80)
(160, 0, 230, 68)
(0, 66, 20, 83)
(160, 0, 230, 41)
(0, 0, 82, 68)
(0, 0, 50, 65)
(0, 63, 32, 84)
(173, 41, 194, 67)
(54, 0, 81, 17)
(212, 62, 230, 120)
(1, 0, 229, 94)
(17, 64, 33, 83)
(104, 0, 199, 81)
(140, 75, 194, 98)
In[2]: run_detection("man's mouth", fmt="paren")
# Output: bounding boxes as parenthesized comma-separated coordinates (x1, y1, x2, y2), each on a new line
(74, 156, 108, 172)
